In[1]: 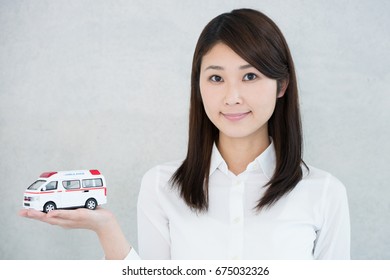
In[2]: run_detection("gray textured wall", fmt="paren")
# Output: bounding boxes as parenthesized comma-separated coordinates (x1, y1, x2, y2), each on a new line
(1, 0, 389, 259)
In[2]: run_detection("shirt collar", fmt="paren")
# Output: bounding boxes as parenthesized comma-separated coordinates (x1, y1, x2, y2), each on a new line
(209, 140, 276, 180)
(210, 143, 228, 176)
(256, 140, 277, 180)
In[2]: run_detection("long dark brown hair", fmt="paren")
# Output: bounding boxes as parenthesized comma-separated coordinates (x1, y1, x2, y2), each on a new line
(170, 8, 307, 212)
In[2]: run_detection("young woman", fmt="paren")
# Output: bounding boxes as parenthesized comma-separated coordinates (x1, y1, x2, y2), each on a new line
(20, 8, 350, 260)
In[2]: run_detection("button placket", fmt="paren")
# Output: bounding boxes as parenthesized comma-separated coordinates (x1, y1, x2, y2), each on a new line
(228, 179, 245, 260)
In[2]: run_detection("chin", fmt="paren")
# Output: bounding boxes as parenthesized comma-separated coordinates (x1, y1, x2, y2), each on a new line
(219, 130, 258, 140)
(218, 124, 268, 141)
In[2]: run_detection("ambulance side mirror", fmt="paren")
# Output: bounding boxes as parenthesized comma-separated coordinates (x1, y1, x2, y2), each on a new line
(41, 186, 46, 191)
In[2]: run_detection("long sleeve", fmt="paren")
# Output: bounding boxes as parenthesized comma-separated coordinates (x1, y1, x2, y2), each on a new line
(313, 174, 351, 259)
(124, 166, 171, 260)
(124, 247, 141, 260)
(136, 166, 171, 259)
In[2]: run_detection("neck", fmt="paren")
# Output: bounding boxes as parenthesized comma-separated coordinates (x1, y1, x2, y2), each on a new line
(217, 133, 270, 175)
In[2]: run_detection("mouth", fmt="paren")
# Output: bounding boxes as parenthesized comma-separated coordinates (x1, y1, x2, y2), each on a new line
(221, 111, 251, 121)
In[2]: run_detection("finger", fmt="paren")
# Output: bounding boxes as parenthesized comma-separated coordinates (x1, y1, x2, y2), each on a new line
(46, 208, 89, 219)
(19, 208, 86, 229)
(46, 209, 94, 229)
(19, 209, 46, 220)
(45, 209, 71, 218)
(42, 215, 75, 228)
(19, 209, 28, 217)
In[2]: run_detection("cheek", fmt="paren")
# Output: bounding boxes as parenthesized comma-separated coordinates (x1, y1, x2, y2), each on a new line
(253, 97, 277, 119)
(200, 85, 219, 115)
(200, 96, 216, 122)
(247, 89, 277, 116)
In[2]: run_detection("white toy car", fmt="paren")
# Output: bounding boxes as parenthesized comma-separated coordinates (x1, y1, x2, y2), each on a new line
(23, 170, 107, 212)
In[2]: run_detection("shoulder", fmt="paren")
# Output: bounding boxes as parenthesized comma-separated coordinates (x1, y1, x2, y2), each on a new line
(137, 160, 183, 209)
(300, 165, 348, 202)
(140, 160, 183, 191)
(303, 165, 346, 189)
(142, 160, 183, 181)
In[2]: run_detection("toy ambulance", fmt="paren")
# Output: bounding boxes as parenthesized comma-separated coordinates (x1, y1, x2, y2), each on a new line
(23, 170, 107, 212)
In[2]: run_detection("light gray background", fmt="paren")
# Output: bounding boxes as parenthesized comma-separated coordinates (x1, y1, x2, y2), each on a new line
(1, 0, 389, 259)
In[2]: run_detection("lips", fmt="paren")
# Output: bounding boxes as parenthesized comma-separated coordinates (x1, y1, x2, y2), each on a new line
(222, 111, 251, 121)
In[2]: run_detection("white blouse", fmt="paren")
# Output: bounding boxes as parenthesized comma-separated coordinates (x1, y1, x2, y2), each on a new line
(126, 142, 350, 260)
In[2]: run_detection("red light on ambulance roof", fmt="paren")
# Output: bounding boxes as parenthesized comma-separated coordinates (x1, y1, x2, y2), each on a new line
(40, 171, 58, 178)
(89, 169, 101, 175)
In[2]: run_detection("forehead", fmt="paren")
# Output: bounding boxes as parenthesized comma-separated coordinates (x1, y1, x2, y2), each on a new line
(201, 43, 250, 69)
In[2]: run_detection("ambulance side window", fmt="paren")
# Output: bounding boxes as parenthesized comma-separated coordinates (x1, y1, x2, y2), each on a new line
(62, 180, 81, 190)
(46, 181, 58, 191)
(82, 178, 103, 188)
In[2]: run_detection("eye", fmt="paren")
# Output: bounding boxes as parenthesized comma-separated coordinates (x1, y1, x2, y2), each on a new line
(209, 75, 223, 83)
(243, 73, 257, 81)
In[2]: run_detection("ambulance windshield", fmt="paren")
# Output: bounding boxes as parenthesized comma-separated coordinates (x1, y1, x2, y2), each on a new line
(27, 180, 46, 190)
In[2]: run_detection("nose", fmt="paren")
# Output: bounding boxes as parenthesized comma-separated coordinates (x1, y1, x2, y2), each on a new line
(224, 82, 242, 105)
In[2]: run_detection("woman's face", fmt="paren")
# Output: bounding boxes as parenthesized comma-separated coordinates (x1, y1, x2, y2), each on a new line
(199, 43, 284, 142)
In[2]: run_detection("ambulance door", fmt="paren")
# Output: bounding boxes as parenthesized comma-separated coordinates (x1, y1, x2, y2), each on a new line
(82, 178, 105, 205)
(40, 181, 60, 210)
(61, 180, 84, 208)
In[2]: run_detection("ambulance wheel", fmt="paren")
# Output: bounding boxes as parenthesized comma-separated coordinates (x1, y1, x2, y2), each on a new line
(85, 198, 97, 210)
(43, 202, 56, 213)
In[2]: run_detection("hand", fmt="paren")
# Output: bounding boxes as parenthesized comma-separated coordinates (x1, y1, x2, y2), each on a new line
(19, 207, 132, 259)
(19, 207, 114, 233)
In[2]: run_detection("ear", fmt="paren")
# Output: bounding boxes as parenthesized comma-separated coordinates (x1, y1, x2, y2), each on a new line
(277, 79, 289, 98)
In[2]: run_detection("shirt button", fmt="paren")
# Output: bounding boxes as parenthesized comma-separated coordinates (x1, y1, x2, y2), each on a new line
(233, 217, 241, 224)
(233, 181, 242, 187)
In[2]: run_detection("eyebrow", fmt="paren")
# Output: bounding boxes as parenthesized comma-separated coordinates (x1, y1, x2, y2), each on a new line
(239, 64, 255, 70)
(203, 64, 255, 71)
